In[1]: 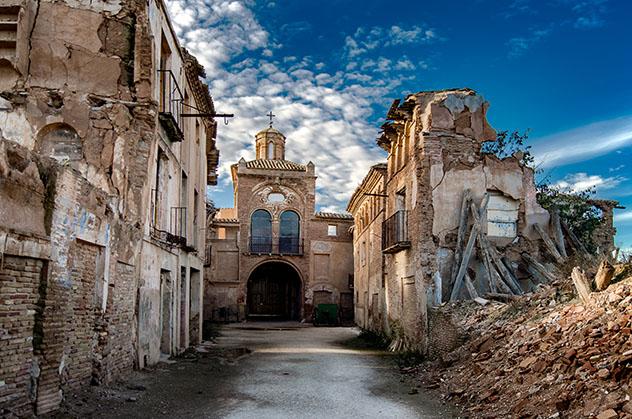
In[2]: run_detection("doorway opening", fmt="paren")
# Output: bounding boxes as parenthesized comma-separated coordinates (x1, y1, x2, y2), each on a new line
(247, 262, 301, 320)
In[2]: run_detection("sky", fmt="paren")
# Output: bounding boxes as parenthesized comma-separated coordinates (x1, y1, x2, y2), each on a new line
(164, 0, 632, 251)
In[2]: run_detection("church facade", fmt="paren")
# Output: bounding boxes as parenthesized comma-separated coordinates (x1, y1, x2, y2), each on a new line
(204, 125, 354, 322)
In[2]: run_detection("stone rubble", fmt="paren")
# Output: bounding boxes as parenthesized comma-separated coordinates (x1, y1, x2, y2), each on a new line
(408, 268, 632, 418)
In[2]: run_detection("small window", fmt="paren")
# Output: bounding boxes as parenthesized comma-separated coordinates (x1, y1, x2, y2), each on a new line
(267, 142, 274, 159)
(327, 225, 337, 236)
(217, 227, 226, 240)
(0, 7, 19, 62)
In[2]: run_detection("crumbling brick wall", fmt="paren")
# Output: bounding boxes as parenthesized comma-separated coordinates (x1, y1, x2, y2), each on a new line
(0, 256, 45, 418)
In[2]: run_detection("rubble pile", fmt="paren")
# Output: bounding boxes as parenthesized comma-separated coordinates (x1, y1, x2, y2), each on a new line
(415, 272, 632, 418)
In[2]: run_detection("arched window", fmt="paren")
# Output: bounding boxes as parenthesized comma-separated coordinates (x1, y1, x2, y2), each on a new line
(267, 142, 274, 159)
(279, 210, 300, 254)
(250, 210, 272, 252)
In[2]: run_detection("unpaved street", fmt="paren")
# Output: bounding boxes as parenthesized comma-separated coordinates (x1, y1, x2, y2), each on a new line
(55, 324, 453, 418)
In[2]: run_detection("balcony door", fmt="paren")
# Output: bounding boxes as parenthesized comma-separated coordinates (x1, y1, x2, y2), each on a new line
(279, 210, 300, 254)
(251, 209, 272, 252)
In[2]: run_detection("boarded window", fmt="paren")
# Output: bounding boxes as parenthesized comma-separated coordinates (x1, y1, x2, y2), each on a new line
(486, 193, 519, 238)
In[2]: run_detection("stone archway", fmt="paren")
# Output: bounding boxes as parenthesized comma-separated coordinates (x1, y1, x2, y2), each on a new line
(247, 262, 301, 320)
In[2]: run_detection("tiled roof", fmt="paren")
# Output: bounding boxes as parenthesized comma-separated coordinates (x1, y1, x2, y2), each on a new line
(245, 159, 306, 171)
(213, 218, 239, 224)
(315, 211, 354, 220)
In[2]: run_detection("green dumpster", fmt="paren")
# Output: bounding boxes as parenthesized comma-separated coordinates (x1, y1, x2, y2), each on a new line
(314, 304, 338, 326)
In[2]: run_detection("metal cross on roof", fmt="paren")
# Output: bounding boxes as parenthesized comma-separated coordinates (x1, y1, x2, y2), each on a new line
(267, 111, 275, 127)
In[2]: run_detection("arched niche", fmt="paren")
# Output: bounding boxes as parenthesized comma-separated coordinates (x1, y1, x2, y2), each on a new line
(36, 123, 82, 162)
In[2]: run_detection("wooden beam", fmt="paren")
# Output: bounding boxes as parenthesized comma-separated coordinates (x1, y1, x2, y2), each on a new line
(561, 220, 590, 256)
(521, 253, 557, 283)
(449, 193, 487, 302)
(534, 223, 565, 264)
(550, 208, 568, 258)
(449, 189, 472, 295)
(571, 267, 592, 305)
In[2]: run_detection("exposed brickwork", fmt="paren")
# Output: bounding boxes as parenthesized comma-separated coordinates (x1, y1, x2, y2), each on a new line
(0, 256, 44, 418)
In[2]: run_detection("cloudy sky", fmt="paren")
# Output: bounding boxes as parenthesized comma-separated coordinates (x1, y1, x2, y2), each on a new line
(165, 0, 632, 250)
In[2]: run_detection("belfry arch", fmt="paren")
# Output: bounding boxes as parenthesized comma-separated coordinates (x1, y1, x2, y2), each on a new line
(246, 261, 302, 320)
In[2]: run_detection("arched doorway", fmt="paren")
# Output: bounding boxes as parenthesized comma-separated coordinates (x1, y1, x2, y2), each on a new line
(247, 262, 301, 320)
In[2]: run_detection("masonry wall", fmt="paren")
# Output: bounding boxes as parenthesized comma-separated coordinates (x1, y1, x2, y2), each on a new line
(0, 0, 216, 414)
(0, 256, 45, 417)
(350, 89, 553, 353)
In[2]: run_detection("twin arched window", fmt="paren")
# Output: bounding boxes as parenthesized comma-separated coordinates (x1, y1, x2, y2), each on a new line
(249, 209, 300, 254)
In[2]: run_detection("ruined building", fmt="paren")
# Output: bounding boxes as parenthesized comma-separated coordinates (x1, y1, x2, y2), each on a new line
(348, 89, 555, 351)
(205, 125, 354, 323)
(0, 0, 218, 415)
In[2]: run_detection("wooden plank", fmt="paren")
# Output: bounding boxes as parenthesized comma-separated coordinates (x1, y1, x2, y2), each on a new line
(534, 223, 565, 264)
(464, 273, 479, 300)
(449, 194, 487, 302)
(450, 222, 480, 301)
(449, 189, 472, 295)
(521, 253, 557, 283)
(485, 292, 520, 303)
(571, 267, 592, 305)
(550, 208, 568, 258)
(594, 259, 615, 291)
(476, 227, 522, 295)
(561, 220, 590, 256)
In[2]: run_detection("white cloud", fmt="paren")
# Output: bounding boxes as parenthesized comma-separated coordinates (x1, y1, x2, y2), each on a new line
(343, 24, 439, 60)
(553, 172, 626, 193)
(507, 26, 552, 57)
(166, 0, 420, 212)
(615, 211, 632, 222)
(609, 164, 625, 172)
(531, 115, 632, 168)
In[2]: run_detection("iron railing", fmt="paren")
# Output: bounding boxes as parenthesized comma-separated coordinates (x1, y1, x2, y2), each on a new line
(169, 207, 187, 246)
(158, 69, 184, 142)
(382, 210, 411, 253)
(249, 236, 304, 255)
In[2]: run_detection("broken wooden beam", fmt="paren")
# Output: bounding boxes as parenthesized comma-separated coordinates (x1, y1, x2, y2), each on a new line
(550, 208, 568, 258)
(571, 267, 593, 305)
(561, 220, 590, 257)
(521, 253, 557, 283)
(450, 194, 488, 302)
(484, 292, 520, 303)
(449, 189, 472, 295)
(594, 259, 615, 291)
(534, 223, 565, 264)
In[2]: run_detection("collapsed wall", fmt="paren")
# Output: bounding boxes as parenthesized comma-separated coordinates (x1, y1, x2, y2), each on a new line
(0, 0, 155, 415)
(350, 88, 570, 353)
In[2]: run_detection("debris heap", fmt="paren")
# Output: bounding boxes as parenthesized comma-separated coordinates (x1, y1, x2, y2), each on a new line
(413, 270, 632, 418)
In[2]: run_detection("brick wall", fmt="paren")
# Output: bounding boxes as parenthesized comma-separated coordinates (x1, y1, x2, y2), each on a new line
(0, 256, 45, 418)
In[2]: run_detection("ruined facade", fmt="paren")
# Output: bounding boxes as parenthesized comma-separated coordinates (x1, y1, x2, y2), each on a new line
(205, 126, 354, 323)
(348, 89, 552, 351)
(0, 0, 218, 415)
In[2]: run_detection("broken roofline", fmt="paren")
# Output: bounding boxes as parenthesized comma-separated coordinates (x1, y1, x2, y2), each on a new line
(346, 163, 387, 214)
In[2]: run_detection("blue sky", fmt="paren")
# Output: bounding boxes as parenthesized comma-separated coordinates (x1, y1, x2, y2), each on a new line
(165, 0, 632, 251)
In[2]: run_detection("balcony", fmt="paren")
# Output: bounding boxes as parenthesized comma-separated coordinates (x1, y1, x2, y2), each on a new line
(158, 69, 184, 142)
(249, 236, 304, 256)
(382, 210, 410, 253)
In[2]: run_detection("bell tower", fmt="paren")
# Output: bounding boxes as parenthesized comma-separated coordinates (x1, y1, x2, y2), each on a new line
(255, 112, 286, 160)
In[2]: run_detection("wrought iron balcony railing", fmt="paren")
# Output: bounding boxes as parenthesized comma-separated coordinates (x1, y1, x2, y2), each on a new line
(249, 236, 304, 255)
(158, 69, 184, 142)
(382, 210, 411, 253)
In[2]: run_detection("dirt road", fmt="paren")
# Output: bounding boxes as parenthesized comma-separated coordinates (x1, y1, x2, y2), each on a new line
(53, 324, 453, 418)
